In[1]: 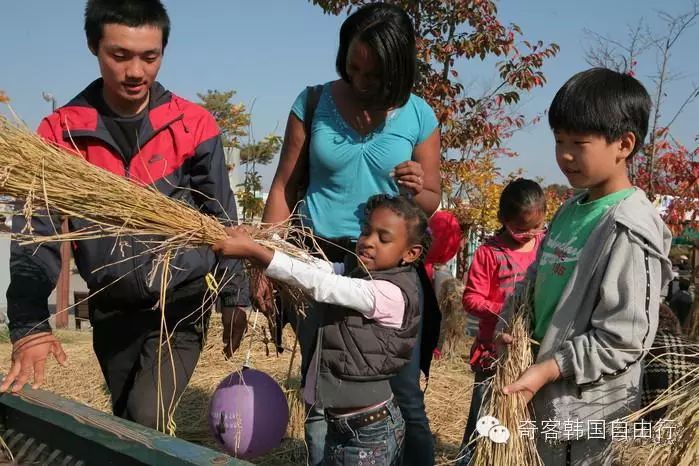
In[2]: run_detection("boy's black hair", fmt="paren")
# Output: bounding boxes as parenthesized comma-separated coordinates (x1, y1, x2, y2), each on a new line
(499, 178, 546, 223)
(336, 2, 416, 109)
(364, 194, 431, 261)
(85, 0, 170, 52)
(679, 277, 691, 291)
(548, 68, 651, 156)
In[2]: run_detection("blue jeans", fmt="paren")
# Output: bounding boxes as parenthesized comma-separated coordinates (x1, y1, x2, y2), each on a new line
(457, 370, 490, 465)
(305, 402, 328, 466)
(304, 333, 432, 466)
(323, 399, 405, 466)
(389, 319, 435, 466)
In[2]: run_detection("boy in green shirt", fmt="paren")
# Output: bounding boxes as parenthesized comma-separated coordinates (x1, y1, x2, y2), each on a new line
(498, 68, 673, 465)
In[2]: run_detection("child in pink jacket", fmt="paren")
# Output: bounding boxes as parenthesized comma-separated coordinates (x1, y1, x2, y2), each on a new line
(458, 178, 546, 464)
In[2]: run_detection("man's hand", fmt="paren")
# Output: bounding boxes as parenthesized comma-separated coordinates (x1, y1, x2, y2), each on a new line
(502, 359, 561, 403)
(221, 307, 248, 359)
(251, 273, 275, 317)
(0, 332, 67, 393)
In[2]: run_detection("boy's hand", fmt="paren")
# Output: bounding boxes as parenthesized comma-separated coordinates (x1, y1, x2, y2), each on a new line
(212, 227, 257, 258)
(494, 331, 513, 357)
(502, 359, 561, 403)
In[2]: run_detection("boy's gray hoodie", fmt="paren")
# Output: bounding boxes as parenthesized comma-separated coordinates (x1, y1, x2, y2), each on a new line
(498, 189, 673, 464)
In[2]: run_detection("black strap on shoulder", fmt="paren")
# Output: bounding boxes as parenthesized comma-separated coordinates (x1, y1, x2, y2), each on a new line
(295, 84, 324, 206)
(303, 84, 323, 139)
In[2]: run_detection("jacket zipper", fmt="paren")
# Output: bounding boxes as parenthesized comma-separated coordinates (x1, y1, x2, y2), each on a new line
(62, 112, 185, 306)
(314, 327, 323, 403)
(123, 159, 148, 301)
(137, 114, 184, 149)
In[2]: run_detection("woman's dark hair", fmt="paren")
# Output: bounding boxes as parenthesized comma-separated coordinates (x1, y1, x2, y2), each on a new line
(548, 68, 651, 156)
(499, 178, 546, 223)
(365, 194, 431, 260)
(85, 0, 171, 52)
(336, 2, 416, 109)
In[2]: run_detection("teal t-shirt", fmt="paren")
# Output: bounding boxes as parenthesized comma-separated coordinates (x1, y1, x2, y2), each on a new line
(291, 82, 439, 239)
(532, 188, 636, 341)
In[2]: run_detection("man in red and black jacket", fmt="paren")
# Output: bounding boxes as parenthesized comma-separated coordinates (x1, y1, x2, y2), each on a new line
(2, 0, 249, 429)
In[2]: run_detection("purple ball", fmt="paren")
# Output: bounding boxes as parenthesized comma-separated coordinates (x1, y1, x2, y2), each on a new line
(208, 368, 289, 459)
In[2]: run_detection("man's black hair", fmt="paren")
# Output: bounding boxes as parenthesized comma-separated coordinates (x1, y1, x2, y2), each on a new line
(548, 68, 651, 156)
(85, 0, 170, 52)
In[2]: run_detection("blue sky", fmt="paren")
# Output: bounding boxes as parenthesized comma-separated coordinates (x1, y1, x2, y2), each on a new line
(1, 0, 698, 189)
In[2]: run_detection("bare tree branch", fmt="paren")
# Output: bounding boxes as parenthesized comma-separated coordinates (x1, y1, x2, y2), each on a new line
(666, 84, 699, 129)
(583, 20, 651, 73)
(647, 3, 699, 195)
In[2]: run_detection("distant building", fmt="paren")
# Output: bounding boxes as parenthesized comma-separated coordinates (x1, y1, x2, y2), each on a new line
(224, 147, 241, 189)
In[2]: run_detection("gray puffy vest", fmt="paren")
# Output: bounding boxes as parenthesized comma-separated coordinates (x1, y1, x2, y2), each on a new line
(314, 264, 422, 409)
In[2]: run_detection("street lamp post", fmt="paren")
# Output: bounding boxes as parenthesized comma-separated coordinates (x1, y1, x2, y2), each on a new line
(43, 92, 70, 329)
(42, 92, 57, 112)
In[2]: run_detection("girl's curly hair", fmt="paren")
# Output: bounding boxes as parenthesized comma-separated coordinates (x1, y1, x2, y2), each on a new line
(364, 194, 432, 264)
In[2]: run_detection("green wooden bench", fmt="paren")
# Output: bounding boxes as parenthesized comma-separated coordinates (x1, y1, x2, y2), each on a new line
(0, 380, 249, 466)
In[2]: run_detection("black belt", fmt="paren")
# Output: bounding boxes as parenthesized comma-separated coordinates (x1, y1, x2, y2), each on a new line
(326, 403, 391, 431)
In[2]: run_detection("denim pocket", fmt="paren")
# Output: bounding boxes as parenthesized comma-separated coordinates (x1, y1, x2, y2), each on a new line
(355, 420, 390, 447)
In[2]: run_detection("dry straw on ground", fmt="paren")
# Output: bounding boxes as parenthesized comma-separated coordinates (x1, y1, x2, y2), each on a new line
(0, 319, 660, 465)
(0, 322, 475, 465)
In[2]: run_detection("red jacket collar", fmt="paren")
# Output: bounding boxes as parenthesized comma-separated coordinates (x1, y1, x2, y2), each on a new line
(54, 79, 184, 153)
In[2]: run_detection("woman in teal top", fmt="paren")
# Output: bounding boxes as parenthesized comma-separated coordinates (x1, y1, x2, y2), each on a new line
(262, 12, 440, 239)
(289, 82, 439, 238)
(260, 4, 441, 466)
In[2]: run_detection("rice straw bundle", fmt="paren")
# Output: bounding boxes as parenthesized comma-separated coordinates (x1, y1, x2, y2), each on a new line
(1, 112, 328, 440)
(0, 115, 315, 261)
(437, 278, 468, 358)
(611, 342, 699, 466)
(471, 289, 543, 466)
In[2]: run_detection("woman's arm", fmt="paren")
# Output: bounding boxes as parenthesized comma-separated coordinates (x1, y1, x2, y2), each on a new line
(412, 129, 441, 215)
(393, 129, 441, 216)
(261, 113, 308, 224)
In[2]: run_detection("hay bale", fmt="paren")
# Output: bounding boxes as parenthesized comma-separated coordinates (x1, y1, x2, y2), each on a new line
(437, 277, 468, 359)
